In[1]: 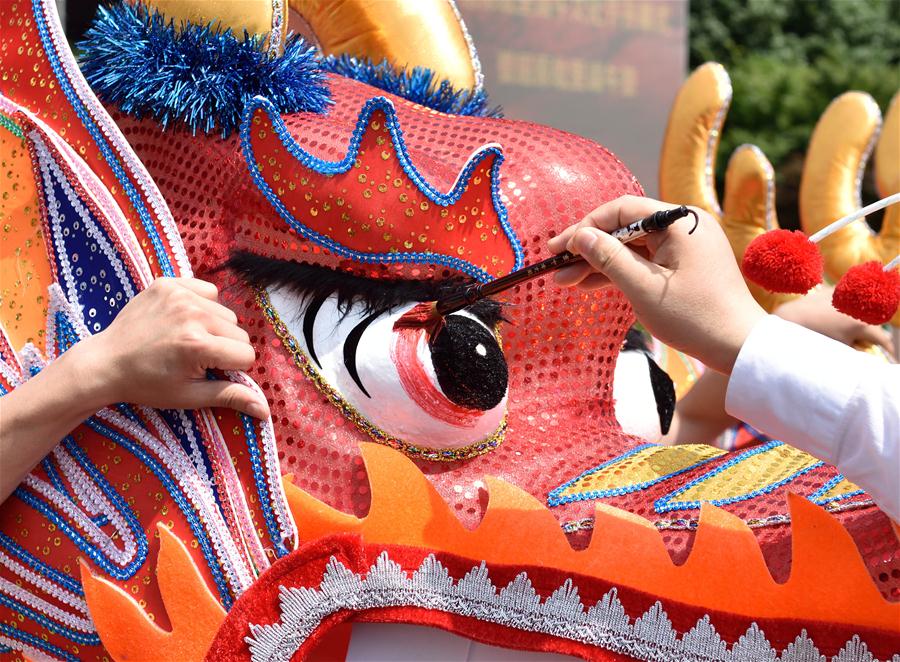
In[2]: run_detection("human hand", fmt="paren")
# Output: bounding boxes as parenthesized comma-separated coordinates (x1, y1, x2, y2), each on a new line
(547, 195, 766, 374)
(71, 278, 270, 418)
(774, 285, 895, 354)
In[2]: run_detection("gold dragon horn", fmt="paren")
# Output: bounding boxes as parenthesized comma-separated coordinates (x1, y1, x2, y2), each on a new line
(659, 63, 794, 310)
(288, 0, 480, 91)
(720, 144, 796, 310)
(658, 62, 732, 219)
(143, 0, 287, 51)
(799, 92, 887, 276)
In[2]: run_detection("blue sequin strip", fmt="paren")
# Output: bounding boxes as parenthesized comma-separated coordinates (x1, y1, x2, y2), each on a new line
(547, 444, 723, 508)
(0, 533, 82, 595)
(30, 0, 174, 276)
(654, 441, 825, 513)
(0, 622, 80, 662)
(240, 413, 289, 558)
(810, 474, 865, 506)
(83, 418, 235, 606)
(0, 593, 99, 646)
(53, 311, 80, 353)
(239, 95, 524, 283)
(13, 462, 148, 580)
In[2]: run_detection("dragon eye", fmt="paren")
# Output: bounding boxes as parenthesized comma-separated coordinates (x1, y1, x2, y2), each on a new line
(430, 314, 507, 411)
(264, 286, 508, 453)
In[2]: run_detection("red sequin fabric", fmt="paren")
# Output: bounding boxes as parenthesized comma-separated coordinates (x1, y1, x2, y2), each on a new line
(113, 74, 899, 599)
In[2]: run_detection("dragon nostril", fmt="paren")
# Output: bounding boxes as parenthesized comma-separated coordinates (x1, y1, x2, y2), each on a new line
(430, 315, 508, 411)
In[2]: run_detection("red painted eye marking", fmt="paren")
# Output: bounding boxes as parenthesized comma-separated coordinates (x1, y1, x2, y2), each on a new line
(390, 326, 481, 428)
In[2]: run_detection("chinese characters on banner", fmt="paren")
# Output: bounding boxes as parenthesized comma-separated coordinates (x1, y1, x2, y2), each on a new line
(457, 0, 688, 196)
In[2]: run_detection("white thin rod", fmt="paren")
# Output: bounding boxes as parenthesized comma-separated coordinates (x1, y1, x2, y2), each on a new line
(809, 193, 900, 243)
(884, 255, 900, 272)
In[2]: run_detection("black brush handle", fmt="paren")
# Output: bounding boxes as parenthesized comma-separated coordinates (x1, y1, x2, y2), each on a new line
(436, 251, 582, 316)
(436, 205, 696, 316)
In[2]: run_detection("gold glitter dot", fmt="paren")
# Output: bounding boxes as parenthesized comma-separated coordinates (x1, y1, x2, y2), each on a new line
(393, 178, 403, 188)
(377, 183, 387, 193)
(459, 214, 467, 224)
(381, 150, 390, 160)
(257, 130, 267, 139)
(371, 120, 381, 130)
(403, 240, 413, 249)
(310, 208, 318, 216)
(399, 193, 408, 203)
(376, 217, 386, 227)
(383, 232, 392, 241)
(404, 208, 414, 217)
(336, 197, 345, 206)
(358, 173, 367, 183)
(480, 233, 488, 241)
(323, 201, 331, 211)
(420, 201, 429, 211)
(445, 222, 454, 231)
(363, 189, 373, 199)
(418, 233, 427, 243)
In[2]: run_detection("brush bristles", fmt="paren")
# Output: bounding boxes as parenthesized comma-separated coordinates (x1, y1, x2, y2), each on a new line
(393, 302, 448, 342)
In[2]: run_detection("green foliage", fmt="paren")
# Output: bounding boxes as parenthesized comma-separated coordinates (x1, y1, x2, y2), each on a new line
(689, 0, 900, 227)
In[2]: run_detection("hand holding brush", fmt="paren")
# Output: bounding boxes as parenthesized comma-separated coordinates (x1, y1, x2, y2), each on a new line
(395, 203, 698, 332)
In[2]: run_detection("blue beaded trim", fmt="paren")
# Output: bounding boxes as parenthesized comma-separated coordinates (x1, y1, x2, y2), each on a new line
(13, 438, 148, 580)
(239, 95, 524, 283)
(0, 622, 79, 662)
(0, 533, 83, 595)
(654, 441, 825, 513)
(30, 0, 174, 276)
(0, 593, 99, 646)
(84, 418, 234, 606)
(240, 413, 289, 558)
(810, 474, 865, 506)
(546, 444, 723, 508)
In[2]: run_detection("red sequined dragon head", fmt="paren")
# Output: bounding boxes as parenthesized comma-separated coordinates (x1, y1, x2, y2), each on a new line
(0, 1, 897, 660)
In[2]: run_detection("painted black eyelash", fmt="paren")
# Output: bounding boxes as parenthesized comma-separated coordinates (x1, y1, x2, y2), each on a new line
(224, 250, 507, 326)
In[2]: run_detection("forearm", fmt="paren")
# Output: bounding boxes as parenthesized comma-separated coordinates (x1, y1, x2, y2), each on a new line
(0, 339, 107, 503)
(666, 370, 736, 445)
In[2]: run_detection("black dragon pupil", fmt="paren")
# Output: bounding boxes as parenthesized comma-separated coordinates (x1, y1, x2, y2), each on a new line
(430, 315, 508, 411)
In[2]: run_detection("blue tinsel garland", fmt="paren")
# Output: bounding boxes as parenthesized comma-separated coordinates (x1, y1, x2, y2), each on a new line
(77, 2, 331, 137)
(321, 55, 503, 119)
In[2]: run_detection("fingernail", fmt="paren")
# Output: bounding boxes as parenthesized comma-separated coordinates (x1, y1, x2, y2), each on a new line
(246, 401, 269, 419)
(573, 229, 598, 255)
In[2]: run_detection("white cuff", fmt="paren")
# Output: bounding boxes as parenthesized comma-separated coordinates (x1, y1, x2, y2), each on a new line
(725, 315, 875, 466)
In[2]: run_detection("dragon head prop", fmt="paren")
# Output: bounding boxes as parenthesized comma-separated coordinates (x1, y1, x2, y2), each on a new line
(0, 1, 897, 660)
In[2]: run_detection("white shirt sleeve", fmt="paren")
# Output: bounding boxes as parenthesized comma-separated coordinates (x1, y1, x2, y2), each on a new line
(725, 315, 900, 522)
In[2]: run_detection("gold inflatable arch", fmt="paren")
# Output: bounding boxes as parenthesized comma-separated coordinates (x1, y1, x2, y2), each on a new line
(142, 0, 481, 91)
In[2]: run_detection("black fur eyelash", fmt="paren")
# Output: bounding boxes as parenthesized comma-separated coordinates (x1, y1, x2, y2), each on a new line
(225, 251, 507, 325)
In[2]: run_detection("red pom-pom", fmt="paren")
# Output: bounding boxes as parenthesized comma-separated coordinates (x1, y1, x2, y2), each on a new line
(741, 229, 824, 293)
(833, 261, 900, 324)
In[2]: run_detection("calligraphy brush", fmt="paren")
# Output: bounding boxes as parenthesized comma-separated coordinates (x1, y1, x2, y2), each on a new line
(395, 205, 698, 335)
